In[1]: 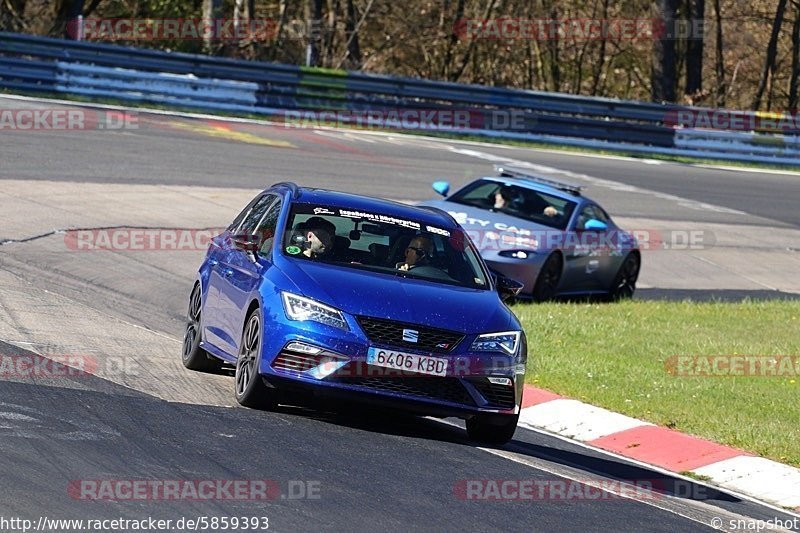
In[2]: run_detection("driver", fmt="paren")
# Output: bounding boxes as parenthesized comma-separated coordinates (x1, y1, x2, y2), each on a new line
(297, 217, 336, 258)
(397, 234, 435, 271)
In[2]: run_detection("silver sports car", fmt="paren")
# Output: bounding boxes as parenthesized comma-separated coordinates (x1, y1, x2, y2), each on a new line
(419, 165, 640, 301)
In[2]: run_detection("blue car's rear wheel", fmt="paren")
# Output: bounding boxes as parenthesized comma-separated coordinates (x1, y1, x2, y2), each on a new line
(182, 284, 221, 372)
(466, 413, 519, 445)
(234, 309, 277, 409)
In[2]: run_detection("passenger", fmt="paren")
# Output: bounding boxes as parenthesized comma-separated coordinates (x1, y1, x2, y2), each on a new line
(493, 186, 514, 209)
(397, 234, 435, 271)
(543, 206, 559, 217)
(298, 217, 336, 258)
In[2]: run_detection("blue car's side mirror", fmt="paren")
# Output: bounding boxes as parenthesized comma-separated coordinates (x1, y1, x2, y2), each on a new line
(432, 181, 450, 197)
(583, 219, 608, 231)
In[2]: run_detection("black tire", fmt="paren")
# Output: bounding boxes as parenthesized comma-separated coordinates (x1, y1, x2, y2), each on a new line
(608, 253, 640, 301)
(532, 253, 562, 301)
(182, 284, 222, 372)
(466, 413, 519, 445)
(234, 308, 277, 409)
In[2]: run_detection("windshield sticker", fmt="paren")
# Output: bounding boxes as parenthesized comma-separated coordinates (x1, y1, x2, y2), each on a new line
(313, 207, 335, 215)
(285, 245, 301, 255)
(338, 209, 421, 230)
(425, 225, 451, 237)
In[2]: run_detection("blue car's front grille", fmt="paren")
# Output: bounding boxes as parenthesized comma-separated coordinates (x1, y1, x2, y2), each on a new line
(356, 316, 464, 353)
(334, 376, 474, 406)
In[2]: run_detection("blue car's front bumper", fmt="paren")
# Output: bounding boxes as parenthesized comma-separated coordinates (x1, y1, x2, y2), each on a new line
(257, 317, 524, 419)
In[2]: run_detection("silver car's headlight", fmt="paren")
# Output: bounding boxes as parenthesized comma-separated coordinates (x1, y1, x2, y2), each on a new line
(281, 292, 348, 331)
(470, 331, 521, 354)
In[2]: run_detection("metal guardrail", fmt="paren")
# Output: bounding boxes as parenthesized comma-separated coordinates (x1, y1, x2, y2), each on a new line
(1, 32, 799, 165)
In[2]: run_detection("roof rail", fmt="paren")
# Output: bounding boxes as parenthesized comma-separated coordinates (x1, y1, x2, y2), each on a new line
(271, 181, 300, 199)
(494, 164, 583, 196)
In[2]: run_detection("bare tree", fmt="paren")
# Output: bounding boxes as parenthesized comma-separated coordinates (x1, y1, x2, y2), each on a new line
(343, 0, 362, 68)
(306, 0, 323, 66)
(203, 0, 223, 53)
(789, 0, 800, 109)
(685, 0, 704, 97)
(1, 0, 28, 32)
(752, 0, 788, 109)
(652, 0, 678, 102)
(712, 0, 725, 106)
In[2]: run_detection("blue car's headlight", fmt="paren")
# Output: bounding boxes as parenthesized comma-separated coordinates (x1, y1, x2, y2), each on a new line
(281, 292, 349, 331)
(470, 331, 521, 354)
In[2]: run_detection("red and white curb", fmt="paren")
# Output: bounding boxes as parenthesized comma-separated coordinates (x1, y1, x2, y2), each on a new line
(520, 385, 800, 510)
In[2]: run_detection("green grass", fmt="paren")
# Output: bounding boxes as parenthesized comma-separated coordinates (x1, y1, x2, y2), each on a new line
(515, 300, 800, 467)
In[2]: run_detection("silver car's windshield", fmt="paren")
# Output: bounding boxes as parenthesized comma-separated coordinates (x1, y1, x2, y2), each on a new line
(448, 179, 578, 230)
(282, 204, 490, 290)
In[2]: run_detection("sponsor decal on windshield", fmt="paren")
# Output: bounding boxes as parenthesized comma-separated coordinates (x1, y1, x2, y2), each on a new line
(337, 208, 451, 236)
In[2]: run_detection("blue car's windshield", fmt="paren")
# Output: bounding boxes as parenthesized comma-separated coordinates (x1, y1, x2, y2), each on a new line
(447, 179, 577, 230)
(282, 204, 490, 290)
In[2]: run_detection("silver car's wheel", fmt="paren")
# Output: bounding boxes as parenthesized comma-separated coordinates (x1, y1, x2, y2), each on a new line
(532, 253, 562, 301)
(609, 253, 640, 301)
(234, 309, 276, 409)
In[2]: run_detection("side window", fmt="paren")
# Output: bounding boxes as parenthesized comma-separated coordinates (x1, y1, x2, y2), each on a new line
(576, 205, 608, 230)
(235, 194, 277, 235)
(254, 198, 282, 255)
(592, 205, 611, 224)
(228, 194, 262, 231)
(575, 205, 595, 230)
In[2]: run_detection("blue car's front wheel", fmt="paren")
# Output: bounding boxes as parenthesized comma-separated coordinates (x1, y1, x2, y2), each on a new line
(234, 308, 277, 409)
(466, 413, 519, 445)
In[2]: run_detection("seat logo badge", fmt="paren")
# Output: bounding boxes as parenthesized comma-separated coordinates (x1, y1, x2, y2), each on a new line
(402, 329, 419, 343)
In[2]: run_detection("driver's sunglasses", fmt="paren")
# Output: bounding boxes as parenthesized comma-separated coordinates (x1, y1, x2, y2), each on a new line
(406, 246, 426, 257)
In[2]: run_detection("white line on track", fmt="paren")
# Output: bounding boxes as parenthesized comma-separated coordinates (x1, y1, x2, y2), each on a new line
(5, 93, 800, 177)
(435, 418, 799, 531)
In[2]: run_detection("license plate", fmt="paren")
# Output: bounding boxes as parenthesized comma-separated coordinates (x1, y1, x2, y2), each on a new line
(367, 347, 447, 377)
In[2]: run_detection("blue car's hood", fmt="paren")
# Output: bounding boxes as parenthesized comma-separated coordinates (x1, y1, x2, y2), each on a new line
(275, 259, 517, 334)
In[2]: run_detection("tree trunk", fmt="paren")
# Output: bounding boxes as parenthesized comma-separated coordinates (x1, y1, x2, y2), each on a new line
(752, 0, 788, 109)
(652, 0, 678, 102)
(685, 0, 704, 97)
(441, 0, 465, 79)
(542, 0, 560, 92)
(203, 0, 223, 53)
(590, 0, 610, 96)
(712, 0, 725, 106)
(306, 0, 323, 67)
(789, 0, 800, 110)
(344, 0, 361, 69)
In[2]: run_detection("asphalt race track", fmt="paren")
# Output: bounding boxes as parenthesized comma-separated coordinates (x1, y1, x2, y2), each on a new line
(1, 96, 799, 532)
